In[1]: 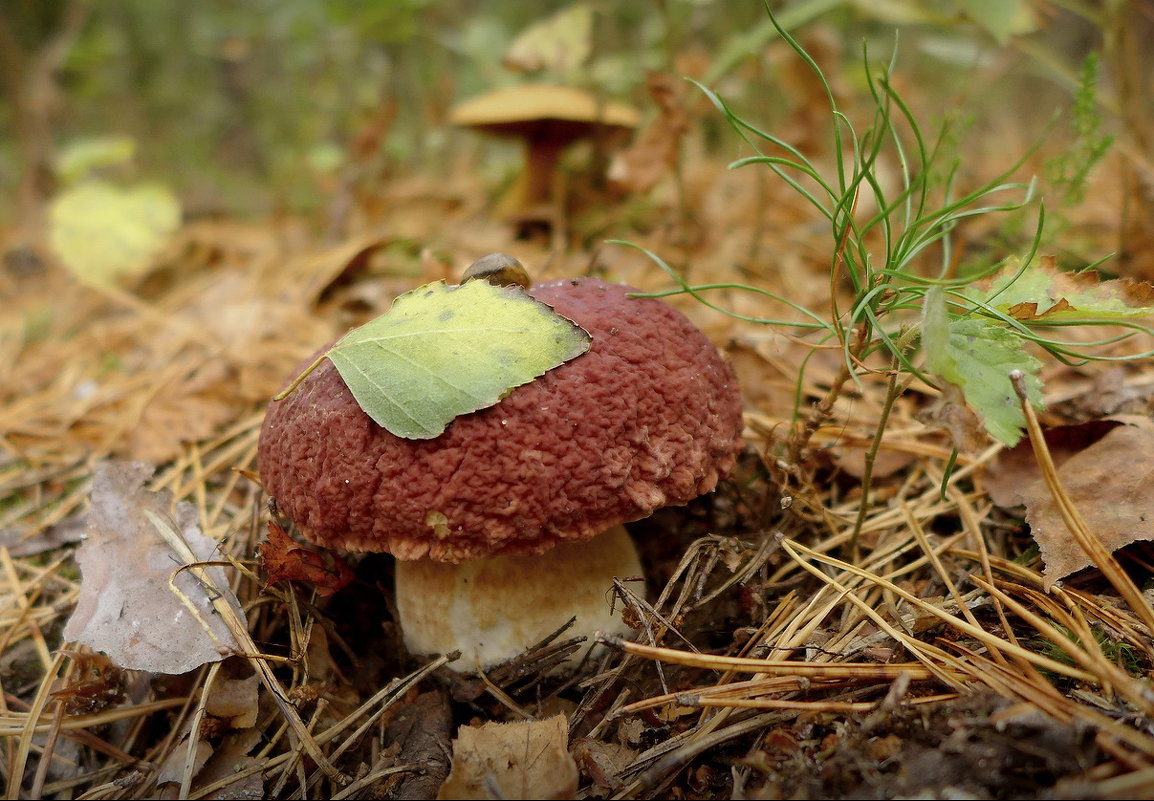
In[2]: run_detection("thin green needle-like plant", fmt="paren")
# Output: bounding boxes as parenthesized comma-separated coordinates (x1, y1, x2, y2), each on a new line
(619, 7, 1154, 549)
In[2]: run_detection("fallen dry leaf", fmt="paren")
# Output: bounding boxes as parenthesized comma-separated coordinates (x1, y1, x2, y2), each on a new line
(62, 461, 245, 674)
(259, 521, 353, 598)
(993, 424, 1154, 583)
(50, 652, 126, 716)
(437, 714, 578, 800)
(572, 737, 637, 792)
(381, 691, 453, 799)
(607, 72, 691, 195)
(985, 420, 1122, 508)
(204, 667, 260, 728)
(916, 381, 989, 453)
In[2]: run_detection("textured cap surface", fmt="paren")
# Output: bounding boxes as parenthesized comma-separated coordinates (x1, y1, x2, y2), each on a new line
(258, 277, 743, 562)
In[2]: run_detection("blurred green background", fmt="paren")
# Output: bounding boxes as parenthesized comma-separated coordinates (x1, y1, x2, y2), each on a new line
(0, 0, 1145, 226)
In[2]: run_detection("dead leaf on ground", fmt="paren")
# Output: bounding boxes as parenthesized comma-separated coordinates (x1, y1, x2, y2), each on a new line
(381, 690, 453, 799)
(572, 737, 637, 792)
(608, 72, 691, 195)
(50, 652, 126, 715)
(62, 461, 245, 674)
(991, 424, 1154, 583)
(830, 439, 918, 480)
(437, 714, 578, 800)
(204, 665, 260, 728)
(985, 419, 1122, 508)
(916, 381, 988, 453)
(126, 357, 237, 464)
(260, 520, 353, 598)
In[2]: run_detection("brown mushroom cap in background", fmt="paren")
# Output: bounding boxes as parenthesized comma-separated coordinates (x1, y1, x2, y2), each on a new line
(258, 278, 744, 564)
(449, 84, 640, 143)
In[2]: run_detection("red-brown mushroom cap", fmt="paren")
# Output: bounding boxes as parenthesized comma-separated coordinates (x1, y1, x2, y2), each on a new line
(258, 277, 743, 563)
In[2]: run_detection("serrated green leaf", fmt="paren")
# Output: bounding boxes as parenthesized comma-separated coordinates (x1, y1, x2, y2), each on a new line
(320, 279, 590, 439)
(970, 257, 1154, 322)
(49, 180, 181, 287)
(924, 287, 1043, 446)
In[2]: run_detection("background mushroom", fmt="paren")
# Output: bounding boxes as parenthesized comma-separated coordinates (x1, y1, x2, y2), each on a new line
(258, 264, 744, 671)
(450, 85, 639, 223)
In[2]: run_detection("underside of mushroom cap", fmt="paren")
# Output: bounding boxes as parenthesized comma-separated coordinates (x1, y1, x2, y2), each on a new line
(258, 277, 744, 563)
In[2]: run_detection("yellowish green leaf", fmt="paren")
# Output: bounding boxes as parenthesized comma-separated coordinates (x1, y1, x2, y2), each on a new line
(282, 279, 591, 440)
(49, 180, 181, 287)
(502, 2, 593, 75)
(970, 256, 1154, 322)
(56, 136, 137, 184)
(958, 0, 1036, 45)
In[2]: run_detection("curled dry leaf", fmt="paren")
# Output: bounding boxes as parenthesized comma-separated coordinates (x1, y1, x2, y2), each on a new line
(259, 521, 353, 598)
(437, 714, 578, 800)
(63, 461, 245, 674)
(50, 652, 126, 716)
(204, 669, 261, 729)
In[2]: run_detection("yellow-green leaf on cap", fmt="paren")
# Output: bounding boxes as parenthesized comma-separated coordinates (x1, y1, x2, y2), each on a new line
(282, 279, 591, 440)
(49, 180, 181, 287)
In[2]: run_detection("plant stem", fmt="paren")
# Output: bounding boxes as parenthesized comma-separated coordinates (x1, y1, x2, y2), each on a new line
(848, 356, 906, 558)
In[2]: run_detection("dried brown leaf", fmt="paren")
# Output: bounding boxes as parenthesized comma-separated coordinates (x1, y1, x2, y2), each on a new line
(437, 714, 578, 800)
(62, 461, 245, 674)
(607, 73, 690, 195)
(916, 381, 988, 453)
(1010, 425, 1154, 581)
(259, 521, 353, 598)
(204, 670, 260, 728)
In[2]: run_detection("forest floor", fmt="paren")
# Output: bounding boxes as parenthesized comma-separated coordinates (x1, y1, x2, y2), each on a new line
(4, 43, 1154, 799)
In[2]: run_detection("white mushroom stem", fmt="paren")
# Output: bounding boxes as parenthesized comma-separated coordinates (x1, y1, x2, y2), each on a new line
(394, 525, 642, 672)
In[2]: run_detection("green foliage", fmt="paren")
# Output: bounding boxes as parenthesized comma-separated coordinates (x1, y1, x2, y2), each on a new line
(1035, 623, 1145, 678)
(55, 136, 137, 184)
(1044, 53, 1115, 214)
(624, 7, 1154, 454)
(922, 287, 1044, 446)
(275, 279, 591, 440)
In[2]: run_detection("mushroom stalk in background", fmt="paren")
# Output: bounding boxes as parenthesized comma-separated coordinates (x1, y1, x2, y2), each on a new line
(258, 255, 744, 671)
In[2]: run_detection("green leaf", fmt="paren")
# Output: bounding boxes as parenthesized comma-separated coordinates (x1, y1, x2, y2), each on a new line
(49, 180, 181, 287)
(923, 287, 1043, 446)
(957, 0, 1036, 45)
(969, 257, 1154, 323)
(503, 2, 593, 75)
(56, 136, 137, 185)
(295, 280, 591, 439)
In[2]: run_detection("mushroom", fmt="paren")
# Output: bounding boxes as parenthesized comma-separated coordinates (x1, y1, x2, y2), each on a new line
(258, 256, 744, 671)
(450, 85, 639, 220)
